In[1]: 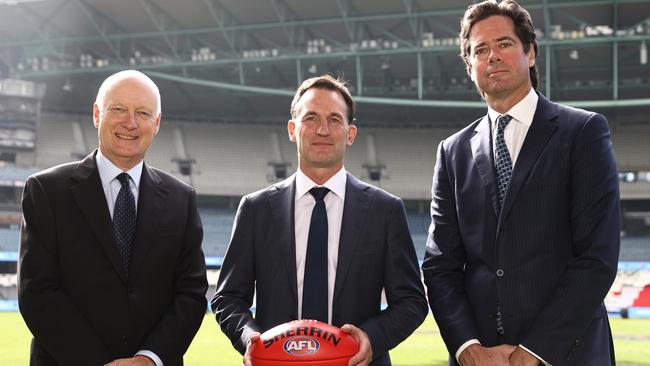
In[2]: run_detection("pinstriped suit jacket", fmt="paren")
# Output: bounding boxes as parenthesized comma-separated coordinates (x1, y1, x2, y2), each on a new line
(422, 93, 620, 365)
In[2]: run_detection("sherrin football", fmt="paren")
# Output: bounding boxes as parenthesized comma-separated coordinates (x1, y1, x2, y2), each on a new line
(250, 319, 360, 365)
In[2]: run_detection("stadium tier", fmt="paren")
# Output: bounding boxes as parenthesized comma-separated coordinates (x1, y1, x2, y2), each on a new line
(0, 207, 648, 263)
(0, 111, 648, 255)
(605, 263, 650, 315)
(18, 112, 650, 200)
(1, 111, 648, 315)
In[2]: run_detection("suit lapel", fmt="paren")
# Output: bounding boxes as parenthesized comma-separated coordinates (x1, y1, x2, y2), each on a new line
(128, 164, 167, 282)
(333, 173, 370, 302)
(69, 151, 128, 284)
(268, 176, 299, 306)
(500, 94, 559, 221)
(471, 115, 500, 217)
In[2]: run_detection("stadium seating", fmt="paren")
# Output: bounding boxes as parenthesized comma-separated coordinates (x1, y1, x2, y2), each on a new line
(632, 285, 650, 306)
(605, 264, 650, 311)
(200, 208, 235, 257)
(0, 227, 19, 252)
(0, 112, 648, 257)
(611, 124, 650, 171)
(0, 112, 648, 316)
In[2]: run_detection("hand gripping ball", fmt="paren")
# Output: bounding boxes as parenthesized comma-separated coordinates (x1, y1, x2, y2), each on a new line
(250, 319, 360, 365)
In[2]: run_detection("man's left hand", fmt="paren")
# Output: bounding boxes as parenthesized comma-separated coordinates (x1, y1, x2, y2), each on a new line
(341, 324, 373, 366)
(509, 346, 541, 366)
(104, 355, 155, 366)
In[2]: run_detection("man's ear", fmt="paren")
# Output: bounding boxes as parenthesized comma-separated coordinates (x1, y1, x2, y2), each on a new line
(527, 43, 536, 67)
(92, 103, 100, 128)
(153, 113, 161, 135)
(288, 120, 296, 142)
(346, 124, 357, 146)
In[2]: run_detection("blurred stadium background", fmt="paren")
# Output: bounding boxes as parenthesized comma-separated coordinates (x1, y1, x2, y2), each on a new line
(0, 0, 649, 360)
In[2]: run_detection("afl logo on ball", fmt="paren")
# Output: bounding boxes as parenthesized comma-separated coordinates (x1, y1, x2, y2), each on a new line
(283, 336, 320, 356)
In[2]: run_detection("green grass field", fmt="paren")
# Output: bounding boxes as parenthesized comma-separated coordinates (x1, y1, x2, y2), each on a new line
(1, 312, 649, 365)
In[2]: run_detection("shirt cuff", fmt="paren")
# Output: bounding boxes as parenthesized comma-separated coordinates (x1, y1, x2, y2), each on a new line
(519, 344, 551, 366)
(455, 339, 481, 365)
(135, 350, 163, 366)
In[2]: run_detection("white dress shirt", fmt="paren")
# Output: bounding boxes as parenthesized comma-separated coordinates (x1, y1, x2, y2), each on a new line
(95, 150, 163, 366)
(294, 167, 347, 324)
(456, 89, 550, 366)
(96, 150, 142, 218)
(487, 87, 538, 168)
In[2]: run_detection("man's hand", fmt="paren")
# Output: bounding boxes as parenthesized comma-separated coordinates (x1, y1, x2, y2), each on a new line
(243, 331, 261, 366)
(458, 343, 516, 366)
(509, 346, 541, 366)
(341, 324, 372, 366)
(104, 355, 155, 366)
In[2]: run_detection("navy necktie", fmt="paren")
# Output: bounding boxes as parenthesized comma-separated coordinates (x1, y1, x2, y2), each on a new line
(495, 114, 513, 208)
(302, 187, 329, 323)
(113, 173, 136, 274)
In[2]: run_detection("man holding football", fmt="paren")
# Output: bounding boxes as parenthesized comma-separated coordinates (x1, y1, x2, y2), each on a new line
(213, 74, 427, 366)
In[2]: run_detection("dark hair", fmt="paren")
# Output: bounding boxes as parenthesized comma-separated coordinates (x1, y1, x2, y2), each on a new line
(460, 0, 539, 90)
(290, 74, 356, 123)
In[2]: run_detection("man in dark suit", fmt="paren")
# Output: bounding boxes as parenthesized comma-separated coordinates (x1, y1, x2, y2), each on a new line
(18, 70, 208, 366)
(213, 75, 428, 366)
(422, 1, 620, 365)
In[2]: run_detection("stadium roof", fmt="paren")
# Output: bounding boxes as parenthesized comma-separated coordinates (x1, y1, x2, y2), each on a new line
(1, 0, 649, 126)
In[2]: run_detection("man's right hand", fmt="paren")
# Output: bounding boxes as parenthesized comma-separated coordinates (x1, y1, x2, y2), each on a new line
(458, 343, 516, 366)
(243, 332, 261, 366)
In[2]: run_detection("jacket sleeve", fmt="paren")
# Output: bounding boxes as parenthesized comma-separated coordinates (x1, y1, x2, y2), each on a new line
(520, 113, 620, 364)
(18, 175, 114, 365)
(421, 140, 481, 356)
(140, 188, 209, 364)
(211, 195, 261, 355)
(359, 196, 429, 359)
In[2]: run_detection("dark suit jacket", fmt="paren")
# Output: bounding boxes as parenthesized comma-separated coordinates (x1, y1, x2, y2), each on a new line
(422, 94, 620, 365)
(18, 151, 208, 366)
(212, 172, 428, 365)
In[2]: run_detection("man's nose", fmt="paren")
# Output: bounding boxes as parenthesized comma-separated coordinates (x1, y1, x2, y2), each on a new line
(124, 112, 138, 129)
(315, 120, 330, 135)
(488, 48, 502, 63)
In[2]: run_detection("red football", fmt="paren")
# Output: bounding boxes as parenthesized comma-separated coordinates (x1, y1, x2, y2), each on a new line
(250, 319, 360, 365)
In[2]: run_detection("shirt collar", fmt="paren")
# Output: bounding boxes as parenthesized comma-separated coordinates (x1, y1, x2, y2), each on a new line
(487, 88, 538, 127)
(295, 167, 347, 200)
(96, 149, 143, 189)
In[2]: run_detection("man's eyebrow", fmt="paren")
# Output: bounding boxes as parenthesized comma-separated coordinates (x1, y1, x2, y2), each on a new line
(473, 36, 517, 49)
(496, 36, 517, 43)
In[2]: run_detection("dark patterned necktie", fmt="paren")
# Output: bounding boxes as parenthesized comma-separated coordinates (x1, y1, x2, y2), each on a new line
(495, 114, 513, 208)
(302, 187, 329, 323)
(113, 172, 136, 274)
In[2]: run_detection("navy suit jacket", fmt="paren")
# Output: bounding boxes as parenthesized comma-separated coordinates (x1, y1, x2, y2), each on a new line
(213, 172, 428, 365)
(18, 151, 208, 366)
(422, 94, 620, 365)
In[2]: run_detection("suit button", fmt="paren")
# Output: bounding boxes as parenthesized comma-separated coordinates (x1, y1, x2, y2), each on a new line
(122, 336, 127, 345)
(496, 269, 504, 277)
